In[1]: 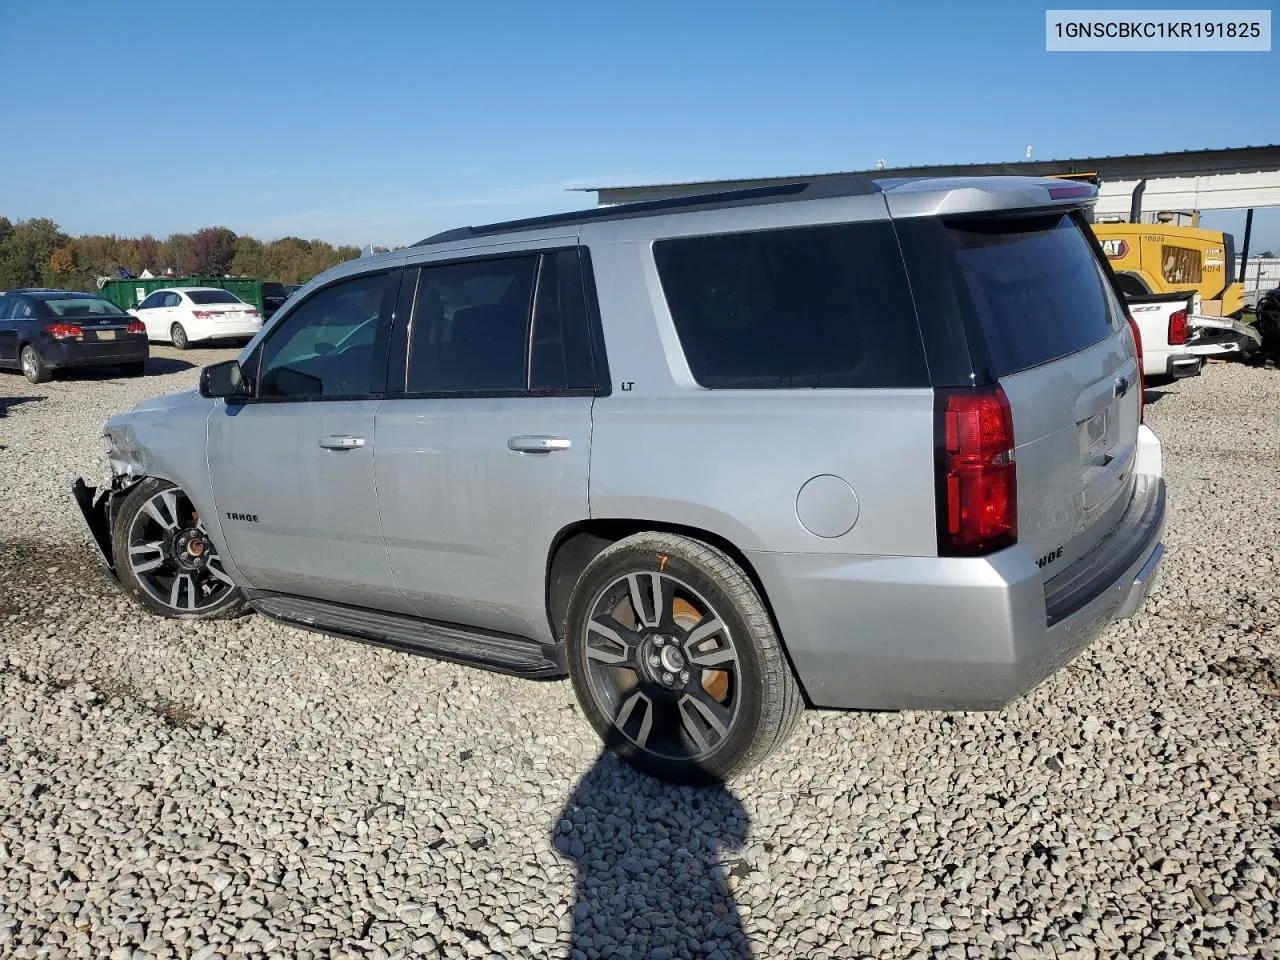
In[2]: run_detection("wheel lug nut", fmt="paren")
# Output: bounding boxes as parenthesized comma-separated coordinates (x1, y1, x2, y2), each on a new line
(649, 655, 662, 668)
(654, 637, 664, 647)
(680, 670, 690, 683)
(662, 672, 674, 684)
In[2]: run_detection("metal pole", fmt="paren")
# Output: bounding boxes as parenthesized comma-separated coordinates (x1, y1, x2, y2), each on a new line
(1238, 208, 1254, 288)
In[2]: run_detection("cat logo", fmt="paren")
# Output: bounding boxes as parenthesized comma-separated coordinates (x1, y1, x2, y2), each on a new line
(1099, 239, 1128, 259)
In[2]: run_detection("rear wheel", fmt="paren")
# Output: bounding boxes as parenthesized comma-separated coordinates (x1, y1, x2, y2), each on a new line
(112, 478, 248, 620)
(170, 323, 189, 350)
(565, 532, 803, 785)
(20, 345, 51, 384)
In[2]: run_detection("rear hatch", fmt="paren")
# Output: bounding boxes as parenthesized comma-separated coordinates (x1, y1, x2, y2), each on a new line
(900, 208, 1142, 573)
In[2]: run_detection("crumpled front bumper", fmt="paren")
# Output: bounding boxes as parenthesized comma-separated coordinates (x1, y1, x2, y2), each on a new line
(71, 476, 139, 580)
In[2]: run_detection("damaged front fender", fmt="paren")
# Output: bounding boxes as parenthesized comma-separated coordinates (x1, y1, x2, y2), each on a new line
(71, 475, 142, 580)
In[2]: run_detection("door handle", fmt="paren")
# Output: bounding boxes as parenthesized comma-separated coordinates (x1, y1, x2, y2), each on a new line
(508, 435, 571, 454)
(318, 435, 366, 450)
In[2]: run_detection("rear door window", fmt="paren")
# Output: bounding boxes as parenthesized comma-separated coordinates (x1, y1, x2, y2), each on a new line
(406, 256, 538, 393)
(898, 213, 1119, 379)
(529, 250, 597, 391)
(653, 221, 927, 389)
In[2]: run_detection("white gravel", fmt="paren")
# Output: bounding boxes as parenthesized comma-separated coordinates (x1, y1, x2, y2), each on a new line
(1, 351, 1277, 960)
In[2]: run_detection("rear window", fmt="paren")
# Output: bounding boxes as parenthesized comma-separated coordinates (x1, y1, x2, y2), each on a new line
(186, 290, 242, 305)
(41, 297, 126, 317)
(653, 222, 928, 389)
(903, 213, 1119, 379)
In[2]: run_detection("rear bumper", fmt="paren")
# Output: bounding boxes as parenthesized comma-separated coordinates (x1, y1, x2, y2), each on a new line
(750, 426, 1167, 711)
(1168, 354, 1203, 379)
(190, 319, 262, 342)
(43, 336, 148, 369)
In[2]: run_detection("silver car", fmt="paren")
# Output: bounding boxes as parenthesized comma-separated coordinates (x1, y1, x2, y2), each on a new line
(74, 175, 1167, 783)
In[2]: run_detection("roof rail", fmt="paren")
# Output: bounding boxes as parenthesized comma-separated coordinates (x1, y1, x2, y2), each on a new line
(412, 174, 882, 247)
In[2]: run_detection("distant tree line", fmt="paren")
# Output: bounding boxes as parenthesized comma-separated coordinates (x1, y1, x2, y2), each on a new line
(0, 217, 362, 293)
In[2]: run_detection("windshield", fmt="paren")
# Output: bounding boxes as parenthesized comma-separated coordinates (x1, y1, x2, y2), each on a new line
(41, 297, 127, 318)
(186, 290, 243, 305)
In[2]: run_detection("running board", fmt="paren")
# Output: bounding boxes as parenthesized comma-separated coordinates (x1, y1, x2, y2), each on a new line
(250, 594, 565, 680)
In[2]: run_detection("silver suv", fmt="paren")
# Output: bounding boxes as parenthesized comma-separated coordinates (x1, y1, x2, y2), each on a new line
(73, 175, 1167, 783)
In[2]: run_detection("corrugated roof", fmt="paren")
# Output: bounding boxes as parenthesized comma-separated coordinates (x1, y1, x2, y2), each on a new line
(573, 144, 1280, 193)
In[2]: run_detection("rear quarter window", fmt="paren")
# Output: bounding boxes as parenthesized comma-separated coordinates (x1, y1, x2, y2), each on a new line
(897, 213, 1120, 379)
(653, 221, 928, 389)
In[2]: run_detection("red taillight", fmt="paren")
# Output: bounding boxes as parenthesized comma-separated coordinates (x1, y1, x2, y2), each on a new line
(44, 323, 83, 340)
(1168, 309, 1188, 346)
(127, 320, 146, 335)
(937, 387, 1017, 556)
(192, 310, 214, 319)
(1126, 312, 1145, 423)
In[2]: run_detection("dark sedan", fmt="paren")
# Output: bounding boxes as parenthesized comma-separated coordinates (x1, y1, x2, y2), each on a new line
(0, 289, 149, 383)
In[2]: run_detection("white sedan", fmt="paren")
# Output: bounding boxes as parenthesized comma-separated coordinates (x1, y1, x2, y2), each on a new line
(128, 287, 263, 350)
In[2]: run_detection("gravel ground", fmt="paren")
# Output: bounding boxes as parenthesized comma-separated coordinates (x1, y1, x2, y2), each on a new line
(0, 351, 1277, 960)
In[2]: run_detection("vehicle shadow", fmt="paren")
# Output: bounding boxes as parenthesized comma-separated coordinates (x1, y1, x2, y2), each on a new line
(1143, 387, 1173, 406)
(0, 395, 46, 417)
(62, 358, 196, 381)
(554, 751, 753, 959)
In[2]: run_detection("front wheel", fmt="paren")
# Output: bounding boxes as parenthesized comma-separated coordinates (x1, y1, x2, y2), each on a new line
(170, 323, 189, 350)
(565, 532, 803, 785)
(112, 478, 248, 620)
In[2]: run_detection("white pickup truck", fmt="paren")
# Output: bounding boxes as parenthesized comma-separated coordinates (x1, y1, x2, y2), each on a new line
(1126, 291, 1263, 382)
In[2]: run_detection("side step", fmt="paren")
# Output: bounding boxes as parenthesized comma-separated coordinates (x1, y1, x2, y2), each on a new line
(250, 594, 565, 680)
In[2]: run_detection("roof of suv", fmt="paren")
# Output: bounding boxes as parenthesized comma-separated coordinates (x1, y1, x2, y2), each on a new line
(411, 174, 1097, 247)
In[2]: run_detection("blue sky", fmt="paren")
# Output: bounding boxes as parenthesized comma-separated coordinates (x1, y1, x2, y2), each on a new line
(1, 0, 1275, 251)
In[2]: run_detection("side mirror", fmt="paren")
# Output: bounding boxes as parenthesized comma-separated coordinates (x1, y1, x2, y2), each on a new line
(200, 359, 251, 401)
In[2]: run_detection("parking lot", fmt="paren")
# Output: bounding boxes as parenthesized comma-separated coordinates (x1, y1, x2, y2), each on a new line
(0, 350, 1277, 959)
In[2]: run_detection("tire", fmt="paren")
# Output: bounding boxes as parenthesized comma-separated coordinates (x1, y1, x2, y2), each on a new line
(20, 345, 51, 384)
(565, 531, 803, 785)
(112, 478, 248, 620)
(1114, 273, 1149, 298)
(120, 362, 146, 377)
(170, 323, 189, 350)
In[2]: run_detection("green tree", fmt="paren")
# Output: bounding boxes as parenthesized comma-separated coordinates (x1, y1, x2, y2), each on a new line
(230, 235, 265, 277)
(0, 218, 70, 290)
(159, 233, 196, 275)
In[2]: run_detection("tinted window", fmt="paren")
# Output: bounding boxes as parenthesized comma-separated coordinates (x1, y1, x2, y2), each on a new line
(9, 298, 35, 320)
(0, 298, 12, 320)
(138, 292, 166, 309)
(910, 214, 1118, 378)
(163, 292, 183, 307)
(653, 222, 927, 389)
(406, 256, 537, 392)
(187, 289, 242, 305)
(41, 297, 126, 317)
(257, 272, 389, 399)
(530, 250, 596, 391)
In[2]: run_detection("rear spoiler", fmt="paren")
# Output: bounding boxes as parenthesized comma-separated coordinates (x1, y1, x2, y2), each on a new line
(881, 176, 1098, 220)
